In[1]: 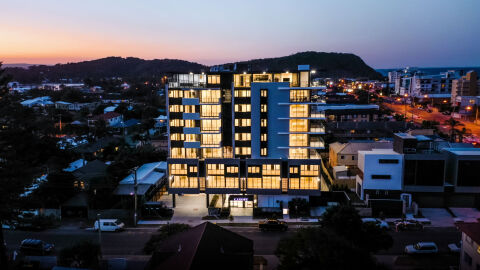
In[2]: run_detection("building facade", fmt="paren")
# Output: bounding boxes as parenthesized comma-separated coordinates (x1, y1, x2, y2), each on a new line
(166, 67, 329, 209)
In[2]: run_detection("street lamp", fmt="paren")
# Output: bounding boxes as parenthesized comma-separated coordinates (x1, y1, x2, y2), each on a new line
(130, 166, 139, 227)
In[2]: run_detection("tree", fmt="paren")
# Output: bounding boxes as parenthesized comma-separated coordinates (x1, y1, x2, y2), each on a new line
(143, 224, 191, 254)
(320, 205, 393, 253)
(457, 127, 471, 143)
(275, 227, 378, 270)
(444, 117, 464, 142)
(58, 241, 101, 269)
(288, 198, 310, 218)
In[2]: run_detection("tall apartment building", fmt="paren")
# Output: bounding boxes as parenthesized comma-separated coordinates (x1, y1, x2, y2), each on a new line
(166, 66, 328, 209)
(395, 69, 461, 102)
(451, 71, 480, 103)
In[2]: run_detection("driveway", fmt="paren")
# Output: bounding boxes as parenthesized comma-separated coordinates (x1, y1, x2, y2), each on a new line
(420, 208, 455, 227)
(450, 208, 480, 222)
(171, 194, 208, 223)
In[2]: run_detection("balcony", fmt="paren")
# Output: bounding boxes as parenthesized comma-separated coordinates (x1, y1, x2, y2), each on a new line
(183, 113, 200, 120)
(309, 141, 325, 148)
(310, 126, 325, 133)
(183, 127, 200, 134)
(182, 98, 199, 105)
(184, 141, 201, 148)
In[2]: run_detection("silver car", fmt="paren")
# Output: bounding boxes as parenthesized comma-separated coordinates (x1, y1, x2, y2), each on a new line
(405, 242, 438, 254)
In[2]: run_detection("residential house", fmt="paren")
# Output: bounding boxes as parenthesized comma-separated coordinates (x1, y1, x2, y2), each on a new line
(114, 162, 167, 202)
(88, 112, 123, 127)
(457, 222, 480, 270)
(146, 222, 253, 270)
(72, 160, 108, 190)
(329, 140, 393, 168)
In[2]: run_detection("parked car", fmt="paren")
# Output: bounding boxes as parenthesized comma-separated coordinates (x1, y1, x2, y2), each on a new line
(361, 218, 389, 229)
(405, 242, 438, 254)
(2, 221, 17, 230)
(395, 220, 424, 231)
(442, 111, 451, 115)
(258, 219, 288, 231)
(19, 239, 54, 256)
(448, 242, 461, 253)
(94, 219, 125, 232)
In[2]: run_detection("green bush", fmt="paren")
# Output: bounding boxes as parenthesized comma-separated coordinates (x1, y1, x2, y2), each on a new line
(58, 241, 101, 269)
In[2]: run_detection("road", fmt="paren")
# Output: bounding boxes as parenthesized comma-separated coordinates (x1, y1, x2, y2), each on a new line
(4, 226, 461, 256)
(383, 103, 480, 137)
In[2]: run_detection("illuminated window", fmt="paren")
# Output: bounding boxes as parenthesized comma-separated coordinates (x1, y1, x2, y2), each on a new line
(200, 90, 221, 103)
(248, 166, 260, 174)
(235, 147, 251, 155)
(290, 167, 298, 174)
(290, 134, 308, 146)
(300, 177, 317, 189)
(247, 177, 262, 188)
(289, 119, 308, 132)
(235, 104, 251, 112)
(235, 119, 251, 127)
(207, 164, 224, 175)
(171, 175, 198, 188)
(183, 105, 196, 113)
(226, 166, 239, 173)
(207, 175, 225, 188)
(262, 176, 281, 189)
(301, 165, 319, 176)
(186, 148, 198, 158)
(207, 75, 220, 84)
(170, 164, 187, 175)
(202, 148, 223, 158)
(234, 90, 251, 97)
(189, 166, 198, 173)
(261, 119, 267, 127)
(235, 133, 251, 141)
(262, 164, 280, 175)
(201, 134, 221, 146)
(185, 134, 198, 142)
(201, 105, 221, 117)
(290, 104, 309, 117)
(290, 90, 309, 102)
(169, 90, 183, 98)
(289, 178, 300, 189)
(289, 148, 308, 159)
(201, 119, 221, 132)
(261, 104, 268, 112)
(253, 74, 272, 82)
(170, 133, 184, 141)
(261, 89, 268, 97)
(261, 148, 267, 156)
(170, 119, 184, 127)
(185, 120, 196, 127)
(169, 105, 183, 112)
(226, 177, 238, 188)
(171, 148, 185, 158)
(261, 133, 267, 141)
(183, 90, 197, 98)
(234, 74, 251, 87)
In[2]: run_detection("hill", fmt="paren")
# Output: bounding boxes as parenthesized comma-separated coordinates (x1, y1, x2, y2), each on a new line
(228, 51, 382, 80)
(5, 57, 207, 83)
(4, 52, 382, 83)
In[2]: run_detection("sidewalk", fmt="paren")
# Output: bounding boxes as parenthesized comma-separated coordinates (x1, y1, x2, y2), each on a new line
(138, 216, 319, 226)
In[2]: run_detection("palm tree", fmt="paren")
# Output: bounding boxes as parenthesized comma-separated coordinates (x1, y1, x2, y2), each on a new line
(456, 127, 472, 143)
(444, 117, 464, 142)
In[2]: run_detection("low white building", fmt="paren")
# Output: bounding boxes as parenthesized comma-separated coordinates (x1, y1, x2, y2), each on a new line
(356, 149, 403, 200)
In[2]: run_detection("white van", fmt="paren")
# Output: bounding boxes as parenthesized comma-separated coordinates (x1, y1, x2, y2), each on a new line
(94, 219, 125, 232)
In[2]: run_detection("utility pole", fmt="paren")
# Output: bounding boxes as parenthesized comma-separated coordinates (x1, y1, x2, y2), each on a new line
(133, 166, 139, 227)
(97, 213, 102, 259)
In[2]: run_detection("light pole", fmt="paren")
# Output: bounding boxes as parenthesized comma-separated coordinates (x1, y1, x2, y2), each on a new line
(97, 213, 102, 259)
(131, 166, 139, 227)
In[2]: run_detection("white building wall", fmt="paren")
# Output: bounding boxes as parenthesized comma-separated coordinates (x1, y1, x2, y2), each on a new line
(358, 149, 403, 192)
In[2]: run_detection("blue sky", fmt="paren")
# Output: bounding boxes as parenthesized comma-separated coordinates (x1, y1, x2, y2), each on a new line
(1, 0, 479, 68)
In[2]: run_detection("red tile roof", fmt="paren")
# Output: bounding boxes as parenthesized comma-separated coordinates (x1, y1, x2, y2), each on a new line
(457, 222, 480, 244)
(93, 112, 121, 121)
